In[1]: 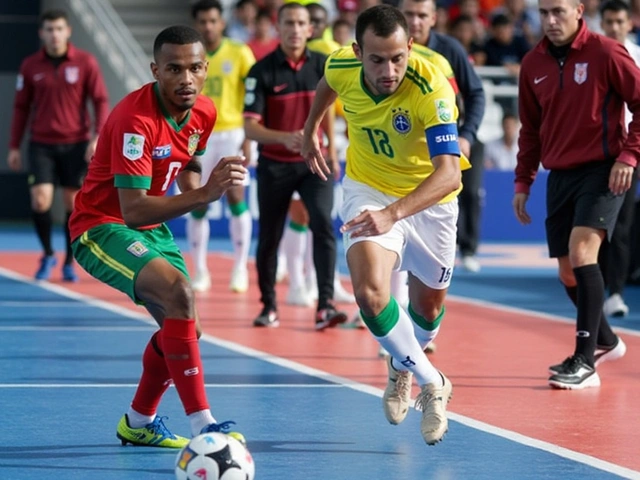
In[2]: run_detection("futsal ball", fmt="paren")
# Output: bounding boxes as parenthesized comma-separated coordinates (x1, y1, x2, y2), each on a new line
(175, 432, 255, 480)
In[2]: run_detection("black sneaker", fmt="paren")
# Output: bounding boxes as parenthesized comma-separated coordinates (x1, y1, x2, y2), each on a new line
(315, 305, 348, 331)
(253, 307, 279, 328)
(548, 356, 574, 375)
(548, 354, 600, 390)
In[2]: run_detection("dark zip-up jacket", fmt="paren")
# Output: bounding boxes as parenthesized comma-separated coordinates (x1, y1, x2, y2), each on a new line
(427, 31, 486, 145)
(9, 43, 109, 148)
(516, 20, 640, 194)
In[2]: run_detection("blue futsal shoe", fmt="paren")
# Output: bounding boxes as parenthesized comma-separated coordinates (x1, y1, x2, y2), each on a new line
(35, 255, 57, 280)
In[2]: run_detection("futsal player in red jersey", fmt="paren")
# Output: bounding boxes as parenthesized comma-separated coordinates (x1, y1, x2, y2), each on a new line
(69, 25, 247, 447)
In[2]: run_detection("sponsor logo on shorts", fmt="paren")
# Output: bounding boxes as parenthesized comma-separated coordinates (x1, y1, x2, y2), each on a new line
(184, 367, 199, 376)
(152, 144, 172, 160)
(123, 134, 145, 161)
(126, 241, 148, 257)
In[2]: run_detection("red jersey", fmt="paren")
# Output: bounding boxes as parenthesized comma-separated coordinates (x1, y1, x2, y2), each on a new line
(9, 43, 109, 148)
(69, 83, 216, 240)
(516, 20, 640, 194)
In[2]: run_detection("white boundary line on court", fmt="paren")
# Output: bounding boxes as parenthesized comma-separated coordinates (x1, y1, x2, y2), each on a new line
(448, 293, 640, 338)
(1, 266, 638, 480)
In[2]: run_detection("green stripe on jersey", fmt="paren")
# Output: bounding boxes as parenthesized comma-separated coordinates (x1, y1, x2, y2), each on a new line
(114, 174, 152, 189)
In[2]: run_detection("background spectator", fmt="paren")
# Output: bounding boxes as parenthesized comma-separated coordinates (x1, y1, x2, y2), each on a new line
(484, 112, 519, 171)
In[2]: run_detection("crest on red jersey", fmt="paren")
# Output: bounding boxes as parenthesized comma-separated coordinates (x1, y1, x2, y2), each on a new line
(574, 63, 588, 85)
(65, 66, 79, 84)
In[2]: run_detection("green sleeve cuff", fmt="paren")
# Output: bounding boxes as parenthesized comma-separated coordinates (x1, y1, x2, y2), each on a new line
(114, 174, 152, 189)
(194, 148, 206, 156)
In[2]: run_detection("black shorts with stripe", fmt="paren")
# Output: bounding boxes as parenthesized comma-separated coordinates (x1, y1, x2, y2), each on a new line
(28, 141, 88, 188)
(545, 160, 626, 258)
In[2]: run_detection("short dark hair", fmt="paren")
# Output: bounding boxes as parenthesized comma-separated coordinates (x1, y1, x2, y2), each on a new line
(333, 18, 351, 30)
(600, 0, 630, 16)
(277, 2, 308, 22)
(503, 112, 518, 122)
(153, 25, 204, 61)
(39, 9, 69, 28)
(191, 0, 224, 18)
(306, 3, 328, 15)
(490, 13, 512, 28)
(355, 5, 409, 47)
(256, 7, 273, 21)
(449, 14, 474, 30)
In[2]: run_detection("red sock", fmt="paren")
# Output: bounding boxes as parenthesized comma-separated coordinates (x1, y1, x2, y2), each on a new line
(161, 318, 209, 415)
(131, 331, 172, 416)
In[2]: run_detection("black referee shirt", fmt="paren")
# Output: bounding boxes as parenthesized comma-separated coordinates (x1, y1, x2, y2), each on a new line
(243, 46, 326, 163)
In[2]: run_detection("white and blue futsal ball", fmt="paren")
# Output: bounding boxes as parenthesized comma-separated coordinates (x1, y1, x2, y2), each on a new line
(175, 432, 255, 480)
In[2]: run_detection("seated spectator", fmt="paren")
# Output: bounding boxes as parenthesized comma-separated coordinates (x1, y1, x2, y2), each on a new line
(332, 18, 353, 45)
(247, 8, 279, 60)
(494, 0, 541, 46)
(449, 14, 485, 64)
(227, 0, 257, 42)
(480, 13, 530, 77)
(484, 113, 519, 171)
(435, 4, 450, 34)
(457, 0, 489, 43)
(584, 0, 604, 34)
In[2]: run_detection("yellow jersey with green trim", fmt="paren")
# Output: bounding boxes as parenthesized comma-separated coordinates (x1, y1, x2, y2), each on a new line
(203, 38, 255, 131)
(411, 44, 459, 94)
(325, 47, 471, 200)
(308, 38, 342, 56)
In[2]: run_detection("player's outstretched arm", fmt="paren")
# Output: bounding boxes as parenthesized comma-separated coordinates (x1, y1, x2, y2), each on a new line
(118, 156, 247, 229)
(302, 77, 338, 181)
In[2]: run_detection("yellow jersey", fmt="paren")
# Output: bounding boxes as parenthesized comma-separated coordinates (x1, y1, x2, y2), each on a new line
(325, 47, 471, 200)
(412, 44, 459, 94)
(307, 38, 342, 57)
(203, 38, 255, 131)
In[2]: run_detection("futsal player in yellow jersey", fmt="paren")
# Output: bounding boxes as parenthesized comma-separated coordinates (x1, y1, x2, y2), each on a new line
(190, 0, 256, 293)
(302, 5, 470, 446)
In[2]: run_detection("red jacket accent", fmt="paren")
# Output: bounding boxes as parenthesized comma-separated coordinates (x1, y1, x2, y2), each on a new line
(9, 43, 109, 148)
(515, 20, 640, 194)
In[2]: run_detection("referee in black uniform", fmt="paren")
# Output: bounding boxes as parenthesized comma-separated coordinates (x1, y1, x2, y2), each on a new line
(243, 2, 346, 330)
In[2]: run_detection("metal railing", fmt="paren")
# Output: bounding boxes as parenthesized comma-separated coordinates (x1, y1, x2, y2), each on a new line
(68, 0, 152, 92)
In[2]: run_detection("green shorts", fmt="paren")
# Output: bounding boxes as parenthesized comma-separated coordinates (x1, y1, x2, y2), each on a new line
(72, 223, 189, 304)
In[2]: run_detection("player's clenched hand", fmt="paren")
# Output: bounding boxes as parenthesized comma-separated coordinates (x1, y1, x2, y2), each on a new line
(203, 156, 247, 202)
(283, 130, 304, 153)
(302, 133, 331, 181)
(340, 209, 395, 238)
(512, 193, 531, 225)
(609, 161, 634, 196)
(7, 149, 21, 172)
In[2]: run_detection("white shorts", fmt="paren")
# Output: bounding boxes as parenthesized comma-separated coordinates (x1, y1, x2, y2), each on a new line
(340, 176, 458, 289)
(198, 128, 249, 187)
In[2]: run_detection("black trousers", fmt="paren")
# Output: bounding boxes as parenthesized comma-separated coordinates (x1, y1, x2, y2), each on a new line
(600, 173, 638, 294)
(256, 156, 336, 310)
(457, 140, 485, 257)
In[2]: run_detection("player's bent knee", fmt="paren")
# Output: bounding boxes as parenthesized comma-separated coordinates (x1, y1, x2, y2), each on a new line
(165, 278, 195, 318)
(354, 285, 390, 317)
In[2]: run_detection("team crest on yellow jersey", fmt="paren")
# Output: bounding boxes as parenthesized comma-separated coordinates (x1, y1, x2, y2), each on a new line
(223, 60, 233, 74)
(392, 108, 412, 134)
(435, 99, 452, 123)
